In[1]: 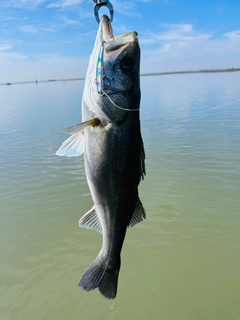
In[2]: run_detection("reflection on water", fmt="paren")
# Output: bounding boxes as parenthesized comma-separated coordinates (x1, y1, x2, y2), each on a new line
(0, 73, 240, 320)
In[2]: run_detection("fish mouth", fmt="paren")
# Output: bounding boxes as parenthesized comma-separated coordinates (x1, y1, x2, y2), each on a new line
(100, 15, 138, 52)
(101, 15, 114, 41)
(97, 15, 139, 96)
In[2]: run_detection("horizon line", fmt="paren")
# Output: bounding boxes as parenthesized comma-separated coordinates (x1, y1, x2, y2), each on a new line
(1, 67, 240, 86)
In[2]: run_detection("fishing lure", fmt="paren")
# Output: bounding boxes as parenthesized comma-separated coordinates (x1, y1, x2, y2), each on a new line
(96, 43, 104, 94)
(96, 42, 140, 111)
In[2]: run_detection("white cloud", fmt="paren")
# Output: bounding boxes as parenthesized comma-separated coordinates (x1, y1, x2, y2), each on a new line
(47, 0, 83, 9)
(0, 45, 28, 69)
(1, 20, 240, 83)
(143, 23, 212, 43)
(0, 44, 13, 51)
(19, 24, 56, 34)
(0, 0, 85, 9)
(111, 0, 141, 18)
(223, 30, 240, 40)
(140, 25, 240, 73)
(0, 52, 88, 83)
(135, 0, 152, 2)
(0, 0, 48, 9)
(0, 43, 28, 61)
(0, 52, 28, 60)
(59, 15, 81, 26)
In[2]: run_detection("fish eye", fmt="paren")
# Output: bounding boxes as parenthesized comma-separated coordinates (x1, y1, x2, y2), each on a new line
(120, 56, 134, 72)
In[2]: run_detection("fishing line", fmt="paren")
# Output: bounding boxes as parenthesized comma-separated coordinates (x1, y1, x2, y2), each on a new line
(101, 89, 140, 111)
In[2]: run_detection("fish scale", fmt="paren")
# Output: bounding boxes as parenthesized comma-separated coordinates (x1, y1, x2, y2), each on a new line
(56, 15, 146, 299)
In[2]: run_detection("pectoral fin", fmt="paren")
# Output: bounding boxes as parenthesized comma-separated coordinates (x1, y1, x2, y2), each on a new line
(55, 118, 100, 157)
(55, 131, 85, 157)
(62, 118, 101, 134)
(128, 197, 146, 228)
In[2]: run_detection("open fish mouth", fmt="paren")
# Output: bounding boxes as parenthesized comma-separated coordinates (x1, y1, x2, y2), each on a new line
(100, 15, 138, 53)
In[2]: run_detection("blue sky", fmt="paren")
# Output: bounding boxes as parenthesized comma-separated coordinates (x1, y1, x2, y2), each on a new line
(1, 0, 240, 81)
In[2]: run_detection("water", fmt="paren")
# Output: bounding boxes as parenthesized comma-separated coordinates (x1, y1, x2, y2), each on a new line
(0, 73, 240, 320)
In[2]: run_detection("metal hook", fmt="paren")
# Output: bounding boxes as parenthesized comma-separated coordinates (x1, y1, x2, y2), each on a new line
(93, 0, 114, 23)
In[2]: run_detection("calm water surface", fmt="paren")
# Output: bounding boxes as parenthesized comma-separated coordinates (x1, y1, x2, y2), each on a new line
(0, 73, 240, 320)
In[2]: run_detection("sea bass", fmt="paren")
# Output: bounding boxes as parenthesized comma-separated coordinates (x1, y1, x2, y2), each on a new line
(56, 15, 146, 299)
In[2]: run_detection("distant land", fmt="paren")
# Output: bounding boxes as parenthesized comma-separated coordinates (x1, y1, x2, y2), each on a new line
(141, 67, 240, 77)
(1, 68, 240, 86)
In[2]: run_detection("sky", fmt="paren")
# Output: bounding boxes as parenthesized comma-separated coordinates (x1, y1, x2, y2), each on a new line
(1, 0, 240, 82)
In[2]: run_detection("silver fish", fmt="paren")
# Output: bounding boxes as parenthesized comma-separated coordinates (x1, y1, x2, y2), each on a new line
(56, 15, 146, 299)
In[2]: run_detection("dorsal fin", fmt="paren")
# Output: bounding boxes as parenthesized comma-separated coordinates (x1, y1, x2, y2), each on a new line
(139, 135, 146, 180)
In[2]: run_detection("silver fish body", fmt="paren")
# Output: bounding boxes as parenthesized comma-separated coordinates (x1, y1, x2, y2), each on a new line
(56, 15, 146, 299)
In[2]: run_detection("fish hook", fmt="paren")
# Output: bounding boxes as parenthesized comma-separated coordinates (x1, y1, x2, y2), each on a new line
(93, 0, 114, 23)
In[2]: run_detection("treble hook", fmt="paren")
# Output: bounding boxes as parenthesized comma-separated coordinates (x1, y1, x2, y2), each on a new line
(93, 0, 114, 23)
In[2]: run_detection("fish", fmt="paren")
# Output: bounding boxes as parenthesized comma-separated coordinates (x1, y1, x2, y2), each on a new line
(56, 15, 146, 299)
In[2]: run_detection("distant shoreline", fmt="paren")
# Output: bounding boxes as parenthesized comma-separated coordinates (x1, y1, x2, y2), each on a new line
(141, 67, 240, 77)
(1, 68, 240, 86)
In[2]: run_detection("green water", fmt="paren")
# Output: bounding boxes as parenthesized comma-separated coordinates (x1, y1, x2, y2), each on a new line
(0, 73, 240, 319)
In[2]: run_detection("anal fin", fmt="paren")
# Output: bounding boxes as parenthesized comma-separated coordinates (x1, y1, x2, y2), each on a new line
(78, 207, 102, 234)
(128, 197, 146, 228)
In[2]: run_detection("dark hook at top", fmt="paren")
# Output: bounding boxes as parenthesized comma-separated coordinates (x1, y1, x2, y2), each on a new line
(93, 0, 114, 23)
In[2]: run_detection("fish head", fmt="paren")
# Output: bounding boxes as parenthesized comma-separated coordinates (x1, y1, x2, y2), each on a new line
(85, 15, 141, 124)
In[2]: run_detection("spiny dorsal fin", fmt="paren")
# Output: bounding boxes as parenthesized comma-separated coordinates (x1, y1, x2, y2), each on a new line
(128, 197, 146, 228)
(78, 207, 102, 234)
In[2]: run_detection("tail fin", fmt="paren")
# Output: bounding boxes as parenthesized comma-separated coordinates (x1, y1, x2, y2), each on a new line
(78, 258, 120, 300)
(98, 267, 119, 299)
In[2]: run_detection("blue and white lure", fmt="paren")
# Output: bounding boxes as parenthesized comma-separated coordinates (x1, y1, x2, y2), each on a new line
(96, 43, 105, 94)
